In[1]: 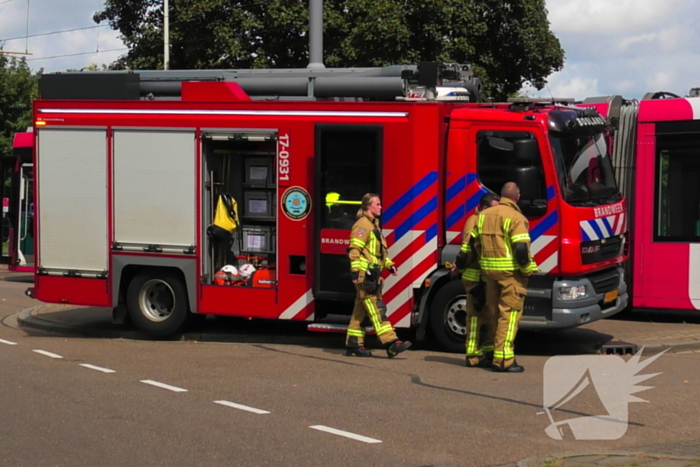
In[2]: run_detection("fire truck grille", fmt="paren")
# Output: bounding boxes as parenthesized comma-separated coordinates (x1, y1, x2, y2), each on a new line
(581, 236, 623, 265)
(587, 268, 620, 295)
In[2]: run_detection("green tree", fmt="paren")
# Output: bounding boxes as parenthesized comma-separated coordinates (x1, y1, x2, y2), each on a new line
(0, 50, 38, 156)
(94, 0, 564, 101)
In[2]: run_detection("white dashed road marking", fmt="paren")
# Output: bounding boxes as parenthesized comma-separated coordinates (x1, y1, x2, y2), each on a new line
(140, 380, 188, 393)
(309, 425, 382, 444)
(0, 338, 18, 346)
(214, 400, 270, 414)
(33, 349, 63, 359)
(80, 364, 116, 373)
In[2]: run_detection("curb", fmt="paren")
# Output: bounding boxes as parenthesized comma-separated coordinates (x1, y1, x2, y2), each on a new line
(16, 306, 344, 348)
(16, 306, 700, 353)
(18, 306, 148, 340)
(516, 451, 700, 467)
(0, 275, 33, 283)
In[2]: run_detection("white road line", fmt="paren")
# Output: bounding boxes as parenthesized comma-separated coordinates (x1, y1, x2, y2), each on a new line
(79, 364, 116, 374)
(214, 400, 270, 414)
(0, 338, 18, 346)
(309, 425, 382, 444)
(140, 380, 188, 393)
(32, 349, 63, 359)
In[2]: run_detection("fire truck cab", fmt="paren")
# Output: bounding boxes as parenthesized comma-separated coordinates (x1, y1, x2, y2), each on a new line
(29, 63, 628, 352)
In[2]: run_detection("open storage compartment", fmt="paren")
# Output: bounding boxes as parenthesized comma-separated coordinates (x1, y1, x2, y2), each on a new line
(201, 130, 278, 288)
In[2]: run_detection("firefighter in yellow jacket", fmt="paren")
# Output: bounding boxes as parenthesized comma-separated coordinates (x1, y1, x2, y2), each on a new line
(345, 193, 412, 358)
(469, 182, 538, 372)
(453, 192, 500, 368)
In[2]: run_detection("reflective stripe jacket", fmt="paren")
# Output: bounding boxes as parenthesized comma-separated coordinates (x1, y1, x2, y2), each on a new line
(458, 212, 482, 283)
(471, 198, 538, 276)
(348, 213, 394, 278)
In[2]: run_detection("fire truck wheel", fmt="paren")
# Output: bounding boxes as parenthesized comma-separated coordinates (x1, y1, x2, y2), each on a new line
(429, 280, 468, 353)
(126, 270, 190, 339)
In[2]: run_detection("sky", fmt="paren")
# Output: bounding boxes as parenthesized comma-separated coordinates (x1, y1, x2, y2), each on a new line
(1, 0, 699, 101)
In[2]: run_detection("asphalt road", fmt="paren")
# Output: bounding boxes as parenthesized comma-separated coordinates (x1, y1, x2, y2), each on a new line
(1, 278, 699, 467)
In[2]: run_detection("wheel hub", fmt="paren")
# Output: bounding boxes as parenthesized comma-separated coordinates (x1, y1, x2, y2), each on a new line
(446, 296, 467, 336)
(139, 279, 176, 323)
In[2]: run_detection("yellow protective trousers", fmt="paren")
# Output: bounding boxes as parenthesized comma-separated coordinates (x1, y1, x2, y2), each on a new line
(464, 280, 498, 366)
(345, 284, 398, 347)
(484, 271, 528, 370)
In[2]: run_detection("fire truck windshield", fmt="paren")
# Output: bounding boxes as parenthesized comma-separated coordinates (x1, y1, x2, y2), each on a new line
(549, 132, 621, 206)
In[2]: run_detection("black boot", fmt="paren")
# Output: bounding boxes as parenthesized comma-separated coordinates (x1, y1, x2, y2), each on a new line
(386, 340, 412, 358)
(466, 357, 493, 368)
(346, 346, 372, 357)
(491, 361, 525, 373)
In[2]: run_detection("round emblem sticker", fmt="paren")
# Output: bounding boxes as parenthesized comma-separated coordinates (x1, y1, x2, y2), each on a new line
(282, 186, 311, 221)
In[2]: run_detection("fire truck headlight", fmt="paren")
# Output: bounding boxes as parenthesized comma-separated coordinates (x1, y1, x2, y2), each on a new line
(558, 285, 587, 300)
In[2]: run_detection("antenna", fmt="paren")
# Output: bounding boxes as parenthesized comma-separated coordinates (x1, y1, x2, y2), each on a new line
(546, 83, 555, 104)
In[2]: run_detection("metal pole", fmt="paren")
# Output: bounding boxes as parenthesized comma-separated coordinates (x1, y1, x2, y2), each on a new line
(307, 0, 325, 69)
(164, 0, 170, 70)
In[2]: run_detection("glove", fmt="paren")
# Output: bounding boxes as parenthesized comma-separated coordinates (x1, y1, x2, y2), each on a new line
(351, 270, 360, 282)
(389, 265, 398, 275)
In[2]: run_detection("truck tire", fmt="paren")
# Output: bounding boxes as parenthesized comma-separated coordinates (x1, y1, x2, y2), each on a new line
(429, 280, 468, 353)
(126, 270, 190, 339)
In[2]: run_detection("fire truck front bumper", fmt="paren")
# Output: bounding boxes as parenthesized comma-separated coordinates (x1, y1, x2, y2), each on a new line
(519, 265, 629, 330)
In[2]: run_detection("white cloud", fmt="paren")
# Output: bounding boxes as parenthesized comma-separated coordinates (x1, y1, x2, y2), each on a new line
(532, 0, 700, 100)
(0, 0, 126, 72)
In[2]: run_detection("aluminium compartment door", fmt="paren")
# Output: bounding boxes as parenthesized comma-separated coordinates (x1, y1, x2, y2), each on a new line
(113, 129, 196, 253)
(37, 128, 108, 274)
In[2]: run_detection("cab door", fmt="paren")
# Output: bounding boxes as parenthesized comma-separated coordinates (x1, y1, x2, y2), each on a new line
(15, 163, 34, 268)
(1, 156, 15, 265)
(314, 124, 383, 301)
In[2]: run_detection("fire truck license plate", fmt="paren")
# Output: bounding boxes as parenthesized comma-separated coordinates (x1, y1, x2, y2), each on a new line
(604, 290, 619, 303)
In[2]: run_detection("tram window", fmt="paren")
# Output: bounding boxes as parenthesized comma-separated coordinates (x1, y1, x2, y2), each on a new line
(655, 133, 700, 241)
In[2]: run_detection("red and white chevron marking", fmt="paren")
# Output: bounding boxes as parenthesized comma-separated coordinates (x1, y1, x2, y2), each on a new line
(383, 229, 438, 328)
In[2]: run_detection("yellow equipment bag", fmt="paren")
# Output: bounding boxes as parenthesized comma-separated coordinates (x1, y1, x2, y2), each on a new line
(209, 194, 239, 241)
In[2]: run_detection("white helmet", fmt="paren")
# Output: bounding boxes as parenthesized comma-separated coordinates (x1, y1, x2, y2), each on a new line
(238, 263, 256, 278)
(221, 265, 238, 275)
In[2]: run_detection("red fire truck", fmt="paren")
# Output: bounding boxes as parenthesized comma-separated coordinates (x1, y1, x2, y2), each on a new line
(1, 130, 34, 272)
(581, 91, 700, 313)
(27, 63, 628, 351)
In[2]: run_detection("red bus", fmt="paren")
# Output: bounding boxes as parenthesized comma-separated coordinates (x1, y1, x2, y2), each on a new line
(1, 130, 34, 272)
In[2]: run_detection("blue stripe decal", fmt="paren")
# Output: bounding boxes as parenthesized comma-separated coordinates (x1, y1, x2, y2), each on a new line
(546, 185, 555, 201)
(466, 188, 488, 213)
(383, 171, 438, 224)
(394, 196, 438, 241)
(425, 223, 438, 242)
(446, 187, 488, 230)
(446, 177, 466, 203)
(589, 220, 604, 240)
(447, 205, 465, 230)
(601, 217, 614, 238)
(581, 226, 591, 242)
(529, 210, 558, 242)
(467, 173, 478, 183)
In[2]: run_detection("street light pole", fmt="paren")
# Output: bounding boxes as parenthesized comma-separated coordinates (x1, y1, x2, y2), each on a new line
(164, 0, 170, 70)
(307, 0, 325, 69)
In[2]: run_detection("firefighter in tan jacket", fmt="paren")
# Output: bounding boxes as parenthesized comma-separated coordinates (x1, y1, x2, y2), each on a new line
(469, 182, 538, 372)
(345, 193, 412, 358)
(453, 192, 500, 368)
